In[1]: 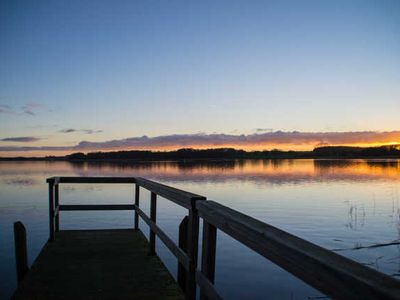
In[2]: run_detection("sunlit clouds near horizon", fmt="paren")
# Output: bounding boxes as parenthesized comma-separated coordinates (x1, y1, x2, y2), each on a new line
(0, 130, 399, 157)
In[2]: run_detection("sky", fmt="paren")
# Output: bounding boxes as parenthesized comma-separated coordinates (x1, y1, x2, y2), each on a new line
(1, 0, 399, 156)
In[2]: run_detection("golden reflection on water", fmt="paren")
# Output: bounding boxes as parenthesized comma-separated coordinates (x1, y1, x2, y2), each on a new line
(0, 159, 399, 185)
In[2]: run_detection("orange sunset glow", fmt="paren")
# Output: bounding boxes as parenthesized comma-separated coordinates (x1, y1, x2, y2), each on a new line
(1, 131, 400, 157)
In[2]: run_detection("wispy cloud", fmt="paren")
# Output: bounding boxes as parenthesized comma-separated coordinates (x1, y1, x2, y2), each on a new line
(59, 128, 77, 133)
(254, 128, 273, 133)
(0, 102, 45, 116)
(59, 128, 103, 134)
(0, 131, 399, 153)
(72, 131, 400, 150)
(21, 102, 45, 116)
(0, 105, 15, 114)
(1, 137, 42, 142)
(82, 129, 103, 134)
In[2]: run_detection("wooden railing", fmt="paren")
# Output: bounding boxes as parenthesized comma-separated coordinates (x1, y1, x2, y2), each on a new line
(46, 176, 205, 300)
(196, 201, 400, 300)
(46, 176, 400, 300)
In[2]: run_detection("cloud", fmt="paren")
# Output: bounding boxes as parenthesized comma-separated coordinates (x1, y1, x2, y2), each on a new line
(23, 109, 35, 116)
(82, 129, 103, 134)
(59, 128, 103, 134)
(254, 128, 273, 133)
(1, 137, 42, 142)
(0, 146, 68, 151)
(59, 128, 77, 133)
(0, 130, 399, 153)
(0, 105, 14, 114)
(74, 131, 400, 150)
(21, 102, 45, 116)
(0, 102, 45, 116)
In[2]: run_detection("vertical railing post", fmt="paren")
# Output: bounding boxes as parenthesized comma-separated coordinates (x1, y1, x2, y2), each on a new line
(200, 221, 217, 300)
(149, 192, 157, 255)
(54, 184, 59, 232)
(14, 221, 29, 283)
(186, 199, 201, 300)
(177, 216, 189, 291)
(134, 184, 140, 230)
(48, 181, 55, 242)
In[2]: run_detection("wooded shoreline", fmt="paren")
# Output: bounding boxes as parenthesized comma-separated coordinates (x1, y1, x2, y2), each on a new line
(1, 145, 399, 161)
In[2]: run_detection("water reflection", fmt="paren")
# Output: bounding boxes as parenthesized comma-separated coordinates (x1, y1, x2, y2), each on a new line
(0, 159, 399, 299)
(1, 159, 399, 187)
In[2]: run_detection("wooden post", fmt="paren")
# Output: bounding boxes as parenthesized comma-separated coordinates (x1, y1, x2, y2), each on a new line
(48, 182, 55, 241)
(149, 192, 157, 255)
(200, 221, 217, 300)
(134, 184, 139, 230)
(186, 207, 200, 300)
(14, 221, 29, 283)
(54, 184, 59, 232)
(177, 216, 189, 291)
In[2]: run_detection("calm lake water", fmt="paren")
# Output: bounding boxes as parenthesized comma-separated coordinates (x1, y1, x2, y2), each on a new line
(1, 159, 399, 299)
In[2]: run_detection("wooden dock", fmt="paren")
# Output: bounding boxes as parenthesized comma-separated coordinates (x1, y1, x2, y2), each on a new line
(13, 229, 183, 300)
(12, 176, 400, 300)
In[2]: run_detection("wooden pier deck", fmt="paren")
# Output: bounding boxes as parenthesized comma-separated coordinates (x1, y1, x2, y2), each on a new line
(12, 176, 400, 300)
(13, 229, 184, 300)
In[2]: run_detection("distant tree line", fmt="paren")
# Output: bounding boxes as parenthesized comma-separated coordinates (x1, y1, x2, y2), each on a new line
(64, 145, 400, 161)
(312, 145, 400, 158)
(1, 145, 398, 161)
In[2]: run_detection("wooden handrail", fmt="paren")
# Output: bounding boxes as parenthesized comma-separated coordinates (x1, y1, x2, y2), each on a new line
(47, 176, 206, 208)
(196, 200, 400, 300)
(135, 204, 190, 270)
(59, 204, 135, 211)
(47, 176, 137, 184)
(135, 177, 205, 209)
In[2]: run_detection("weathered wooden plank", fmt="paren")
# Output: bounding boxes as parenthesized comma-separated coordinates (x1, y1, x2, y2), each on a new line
(177, 216, 188, 291)
(196, 201, 400, 300)
(48, 183, 54, 242)
(200, 221, 217, 300)
(54, 184, 59, 232)
(13, 230, 184, 300)
(13, 222, 29, 283)
(134, 184, 140, 229)
(46, 177, 60, 185)
(47, 177, 137, 184)
(54, 206, 60, 218)
(149, 192, 157, 255)
(135, 205, 190, 270)
(185, 208, 200, 300)
(135, 177, 206, 209)
(59, 204, 135, 211)
(195, 271, 223, 300)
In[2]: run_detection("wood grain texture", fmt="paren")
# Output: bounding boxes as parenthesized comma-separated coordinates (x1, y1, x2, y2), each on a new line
(177, 216, 188, 292)
(48, 183, 54, 242)
(135, 205, 190, 270)
(14, 222, 29, 283)
(185, 209, 200, 300)
(134, 184, 140, 230)
(195, 271, 222, 300)
(200, 221, 217, 300)
(13, 230, 184, 300)
(59, 204, 135, 211)
(47, 177, 137, 184)
(136, 177, 205, 209)
(197, 200, 400, 300)
(54, 184, 59, 232)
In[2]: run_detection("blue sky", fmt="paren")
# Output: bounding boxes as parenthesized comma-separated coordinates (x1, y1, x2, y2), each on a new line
(1, 1, 399, 155)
